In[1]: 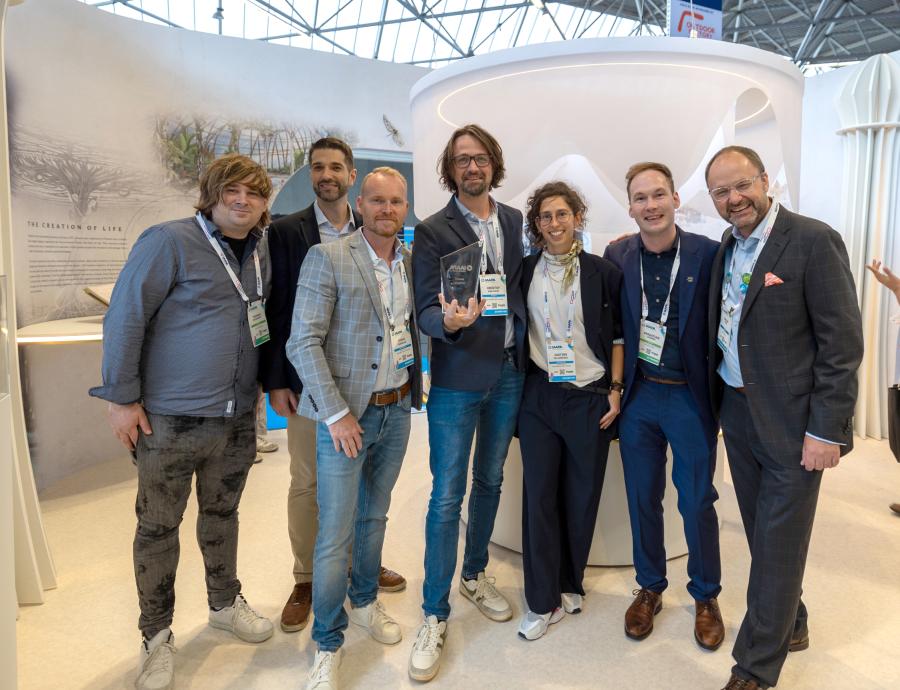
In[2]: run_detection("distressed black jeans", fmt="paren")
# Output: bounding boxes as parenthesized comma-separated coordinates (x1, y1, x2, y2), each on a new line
(133, 411, 255, 638)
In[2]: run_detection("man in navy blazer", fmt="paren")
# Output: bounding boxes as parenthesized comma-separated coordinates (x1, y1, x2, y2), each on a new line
(408, 124, 526, 683)
(259, 137, 405, 636)
(603, 162, 724, 651)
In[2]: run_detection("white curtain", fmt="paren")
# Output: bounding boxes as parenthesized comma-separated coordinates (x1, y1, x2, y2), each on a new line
(837, 54, 900, 439)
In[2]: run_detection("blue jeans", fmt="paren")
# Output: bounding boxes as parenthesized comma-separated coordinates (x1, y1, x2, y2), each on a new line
(422, 358, 525, 620)
(311, 395, 411, 652)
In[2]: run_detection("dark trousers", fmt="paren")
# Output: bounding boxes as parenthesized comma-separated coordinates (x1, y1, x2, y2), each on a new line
(133, 411, 256, 639)
(618, 379, 721, 601)
(518, 371, 614, 615)
(721, 386, 821, 689)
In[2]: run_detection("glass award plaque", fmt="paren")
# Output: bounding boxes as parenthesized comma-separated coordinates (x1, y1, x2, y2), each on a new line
(440, 241, 482, 305)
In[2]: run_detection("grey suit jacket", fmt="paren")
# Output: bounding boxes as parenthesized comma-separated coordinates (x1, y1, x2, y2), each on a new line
(287, 229, 423, 422)
(708, 205, 864, 458)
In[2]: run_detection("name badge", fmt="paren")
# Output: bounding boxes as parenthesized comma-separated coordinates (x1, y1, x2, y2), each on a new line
(480, 274, 508, 316)
(637, 319, 666, 366)
(247, 300, 270, 347)
(546, 340, 576, 382)
(390, 324, 415, 370)
(717, 307, 734, 351)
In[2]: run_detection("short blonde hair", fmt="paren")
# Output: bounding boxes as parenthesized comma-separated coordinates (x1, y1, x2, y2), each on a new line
(194, 153, 273, 229)
(360, 166, 407, 195)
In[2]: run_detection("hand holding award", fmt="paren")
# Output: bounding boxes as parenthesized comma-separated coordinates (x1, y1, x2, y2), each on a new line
(440, 241, 485, 332)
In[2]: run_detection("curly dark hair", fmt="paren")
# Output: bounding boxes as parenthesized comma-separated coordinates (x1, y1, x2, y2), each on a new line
(436, 124, 506, 194)
(524, 180, 587, 249)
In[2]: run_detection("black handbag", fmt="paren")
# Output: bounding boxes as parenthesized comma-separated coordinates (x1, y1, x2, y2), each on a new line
(888, 385, 900, 462)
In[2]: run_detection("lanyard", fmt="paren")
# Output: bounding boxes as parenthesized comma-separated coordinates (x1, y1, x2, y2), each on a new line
(476, 208, 503, 276)
(640, 238, 681, 326)
(376, 255, 411, 330)
(720, 201, 779, 309)
(541, 257, 580, 347)
(195, 212, 262, 302)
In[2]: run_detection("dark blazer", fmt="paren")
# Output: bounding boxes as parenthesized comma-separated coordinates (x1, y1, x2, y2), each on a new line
(604, 228, 719, 436)
(259, 203, 363, 394)
(412, 197, 526, 391)
(707, 206, 863, 457)
(522, 250, 623, 388)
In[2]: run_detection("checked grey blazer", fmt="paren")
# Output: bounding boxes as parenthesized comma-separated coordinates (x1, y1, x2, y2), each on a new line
(286, 228, 423, 422)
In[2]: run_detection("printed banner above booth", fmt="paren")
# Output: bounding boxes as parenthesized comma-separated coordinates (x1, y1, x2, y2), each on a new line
(5, 0, 426, 327)
(668, 0, 723, 40)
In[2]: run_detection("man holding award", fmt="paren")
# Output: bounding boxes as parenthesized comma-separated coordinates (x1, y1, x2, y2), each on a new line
(408, 124, 527, 682)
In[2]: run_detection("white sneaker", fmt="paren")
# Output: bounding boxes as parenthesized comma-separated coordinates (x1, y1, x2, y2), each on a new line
(209, 593, 274, 643)
(459, 572, 512, 621)
(408, 615, 447, 682)
(517, 608, 564, 641)
(307, 649, 342, 690)
(349, 599, 402, 644)
(257, 436, 278, 453)
(136, 629, 175, 690)
(561, 592, 583, 614)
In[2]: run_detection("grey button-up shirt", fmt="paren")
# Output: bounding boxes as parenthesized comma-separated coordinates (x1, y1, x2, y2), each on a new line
(89, 215, 271, 417)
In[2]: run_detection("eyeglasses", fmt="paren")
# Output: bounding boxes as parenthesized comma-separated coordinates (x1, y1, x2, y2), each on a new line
(708, 175, 763, 202)
(537, 209, 573, 226)
(452, 154, 491, 169)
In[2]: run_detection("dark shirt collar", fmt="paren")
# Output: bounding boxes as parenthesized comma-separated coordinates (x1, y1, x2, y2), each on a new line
(639, 227, 680, 258)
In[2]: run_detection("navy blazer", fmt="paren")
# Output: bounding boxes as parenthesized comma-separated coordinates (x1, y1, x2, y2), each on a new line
(522, 250, 623, 387)
(412, 197, 526, 392)
(604, 228, 719, 436)
(259, 203, 363, 394)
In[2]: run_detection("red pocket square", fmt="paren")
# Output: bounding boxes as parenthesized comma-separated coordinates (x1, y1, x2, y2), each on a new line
(764, 272, 784, 286)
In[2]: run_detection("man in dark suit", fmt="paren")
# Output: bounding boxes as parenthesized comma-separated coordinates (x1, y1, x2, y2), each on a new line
(706, 146, 863, 690)
(408, 124, 526, 683)
(259, 137, 405, 636)
(604, 162, 724, 651)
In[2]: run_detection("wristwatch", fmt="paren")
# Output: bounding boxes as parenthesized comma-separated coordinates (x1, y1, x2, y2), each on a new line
(610, 380, 625, 393)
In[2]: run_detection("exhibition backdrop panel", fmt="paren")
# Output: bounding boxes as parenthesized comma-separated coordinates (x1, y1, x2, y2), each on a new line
(6, 0, 426, 329)
(409, 37, 804, 251)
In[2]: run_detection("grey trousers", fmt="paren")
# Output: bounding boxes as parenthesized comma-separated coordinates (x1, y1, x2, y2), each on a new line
(133, 411, 256, 638)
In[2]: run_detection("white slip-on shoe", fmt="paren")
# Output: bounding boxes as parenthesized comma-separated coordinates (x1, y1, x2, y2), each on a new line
(307, 649, 342, 690)
(561, 592, 583, 614)
(135, 629, 175, 690)
(349, 599, 402, 645)
(208, 593, 274, 643)
(408, 615, 447, 682)
(459, 572, 513, 622)
(517, 608, 565, 641)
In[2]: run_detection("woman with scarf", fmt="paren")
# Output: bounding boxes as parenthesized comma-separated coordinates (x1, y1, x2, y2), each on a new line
(517, 181, 625, 641)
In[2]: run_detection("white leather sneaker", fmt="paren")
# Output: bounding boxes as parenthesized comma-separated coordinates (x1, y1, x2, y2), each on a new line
(307, 649, 342, 690)
(517, 608, 564, 641)
(349, 599, 402, 645)
(408, 615, 447, 682)
(459, 572, 512, 621)
(208, 593, 274, 643)
(561, 592, 583, 614)
(136, 629, 175, 690)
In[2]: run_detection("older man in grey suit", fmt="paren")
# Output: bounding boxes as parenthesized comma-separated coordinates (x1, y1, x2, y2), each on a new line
(707, 146, 863, 690)
(287, 166, 422, 690)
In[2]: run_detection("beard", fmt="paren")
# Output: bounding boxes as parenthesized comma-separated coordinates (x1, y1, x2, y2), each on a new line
(460, 175, 488, 197)
(314, 179, 348, 203)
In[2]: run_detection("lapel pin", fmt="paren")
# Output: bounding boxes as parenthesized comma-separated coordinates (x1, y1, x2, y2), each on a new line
(687, 276, 694, 283)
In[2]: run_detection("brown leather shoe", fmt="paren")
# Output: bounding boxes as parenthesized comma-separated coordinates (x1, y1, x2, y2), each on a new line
(789, 625, 809, 652)
(694, 597, 725, 650)
(721, 673, 760, 689)
(280, 582, 312, 632)
(890, 503, 900, 515)
(378, 566, 407, 593)
(624, 588, 662, 640)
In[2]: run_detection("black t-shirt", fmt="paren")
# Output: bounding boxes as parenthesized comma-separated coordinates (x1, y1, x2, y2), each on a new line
(224, 235, 249, 264)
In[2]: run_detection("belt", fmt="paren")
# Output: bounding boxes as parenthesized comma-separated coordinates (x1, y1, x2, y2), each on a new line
(560, 379, 609, 395)
(642, 373, 687, 386)
(369, 380, 411, 406)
